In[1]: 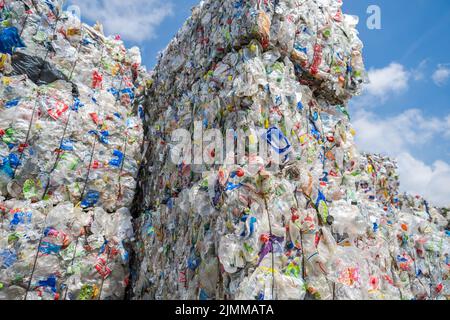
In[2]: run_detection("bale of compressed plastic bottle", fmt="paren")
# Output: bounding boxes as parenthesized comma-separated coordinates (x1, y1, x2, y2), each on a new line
(0, 0, 147, 300)
(131, 0, 449, 300)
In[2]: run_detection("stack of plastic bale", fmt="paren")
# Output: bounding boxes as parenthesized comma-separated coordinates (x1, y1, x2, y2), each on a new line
(394, 193, 449, 299)
(0, 0, 147, 300)
(131, 0, 449, 300)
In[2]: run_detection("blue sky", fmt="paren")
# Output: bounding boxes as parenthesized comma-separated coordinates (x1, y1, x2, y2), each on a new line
(68, 0, 450, 206)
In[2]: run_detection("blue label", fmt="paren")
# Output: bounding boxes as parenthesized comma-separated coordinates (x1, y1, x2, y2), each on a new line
(60, 139, 74, 151)
(265, 127, 291, 155)
(5, 98, 20, 109)
(81, 190, 100, 208)
(109, 149, 124, 168)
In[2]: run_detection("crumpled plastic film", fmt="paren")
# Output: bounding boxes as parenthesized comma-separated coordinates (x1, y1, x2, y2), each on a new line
(131, 0, 449, 300)
(0, 0, 147, 300)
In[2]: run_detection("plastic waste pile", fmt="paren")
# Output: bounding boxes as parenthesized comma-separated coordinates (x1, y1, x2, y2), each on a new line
(131, 0, 449, 300)
(0, 0, 447, 301)
(0, 0, 148, 300)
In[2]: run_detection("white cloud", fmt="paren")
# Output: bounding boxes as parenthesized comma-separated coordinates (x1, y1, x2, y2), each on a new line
(432, 64, 450, 87)
(354, 61, 430, 108)
(396, 153, 450, 207)
(353, 109, 450, 207)
(365, 63, 410, 100)
(353, 109, 445, 155)
(72, 0, 174, 42)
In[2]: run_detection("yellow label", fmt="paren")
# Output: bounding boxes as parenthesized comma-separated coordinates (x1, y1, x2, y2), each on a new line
(258, 266, 279, 275)
(2, 77, 11, 86)
(67, 28, 81, 36)
(92, 285, 100, 299)
(299, 135, 306, 144)
(0, 54, 7, 69)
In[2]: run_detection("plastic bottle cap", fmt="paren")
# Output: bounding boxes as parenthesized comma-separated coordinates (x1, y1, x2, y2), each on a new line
(260, 234, 270, 243)
(236, 168, 245, 177)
